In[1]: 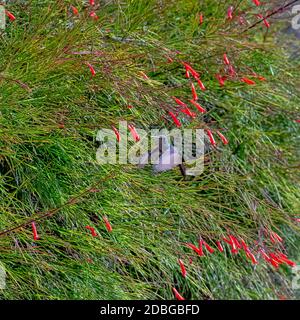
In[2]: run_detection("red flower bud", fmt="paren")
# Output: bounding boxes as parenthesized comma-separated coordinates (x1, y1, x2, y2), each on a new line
(112, 126, 121, 142)
(71, 5, 79, 15)
(169, 111, 182, 128)
(128, 124, 140, 142)
(178, 259, 187, 278)
(172, 288, 185, 300)
(216, 241, 224, 252)
(5, 10, 16, 22)
(31, 222, 40, 240)
(199, 13, 204, 25)
(103, 216, 113, 233)
(85, 225, 97, 237)
(206, 129, 216, 146)
(86, 63, 96, 76)
(216, 131, 229, 145)
(197, 79, 206, 91)
(191, 83, 198, 101)
(241, 77, 256, 85)
(223, 54, 230, 66)
(227, 6, 234, 20)
(189, 100, 206, 113)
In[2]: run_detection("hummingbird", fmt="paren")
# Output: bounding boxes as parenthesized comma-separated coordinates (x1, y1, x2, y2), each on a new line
(138, 134, 208, 177)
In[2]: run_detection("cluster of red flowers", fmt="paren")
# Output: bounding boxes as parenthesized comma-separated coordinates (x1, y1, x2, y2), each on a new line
(71, 0, 99, 20)
(30, 216, 113, 240)
(168, 62, 206, 127)
(4, 1, 100, 23)
(171, 230, 296, 300)
(225, 1, 270, 29)
(168, 60, 232, 147)
(4, 1, 298, 301)
(165, 38, 268, 143)
(111, 124, 140, 143)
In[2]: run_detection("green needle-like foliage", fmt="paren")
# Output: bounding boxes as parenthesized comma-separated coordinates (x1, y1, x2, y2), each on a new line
(0, 0, 299, 300)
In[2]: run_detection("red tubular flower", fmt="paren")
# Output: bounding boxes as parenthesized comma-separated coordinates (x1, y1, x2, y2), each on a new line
(229, 241, 238, 254)
(222, 237, 232, 245)
(127, 105, 133, 109)
(112, 126, 120, 142)
(269, 233, 276, 244)
(228, 65, 235, 77)
(230, 235, 242, 249)
(199, 13, 203, 25)
(186, 243, 203, 256)
(191, 83, 198, 101)
(85, 226, 97, 237)
(189, 100, 206, 113)
(269, 253, 284, 264)
(31, 222, 40, 240)
(227, 6, 234, 20)
(216, 241, 224, 252)
(169, 111, 182, 128)
(241, 77, 255, 85)
(202, 240, 214, 254)
(128, 124, 140, 142)
(180, 107, 196, 118)
(172, 97, 187, 107)
(172, 288, 185, 301)
(89, 11, 99, 20)
(257, 75, 266, 81)
(270, 259, 279, 268)
(183, 62, 200, 79)
(206, 129, 216, 146)
(185, 70, 190, 79)
(246, 251, 258, 265)
(86, 63, 96, 76)
(272, 232, 283, 243)
(277, 252, 288, 259)
(257, 14, 270, 28)
(89, 0, 95, 5)
(240, 239, 249, 252)
(216, 131, 229, 145)
(197, 239, 204, 256)
(103, 216, 113, 233)
(259, 249, 271, 262)
(252, 0, 260, 6)
(253, 73, 266, 81)
(283, 259, 296, 268)
(263, 19, 270, 28)
(5, 10, 16, 22)
(216, 74, 226, 87)
(276, 253, 296, 267)
(223, 54, 230, 66)
(178, 259, 187, 278)
(197, 79, 206, 91)
(223, 235, 238, 253)
(71, 5, 79, 15)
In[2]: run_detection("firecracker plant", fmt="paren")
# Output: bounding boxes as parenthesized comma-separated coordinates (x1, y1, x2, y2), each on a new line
(0, 0, 299, 300)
